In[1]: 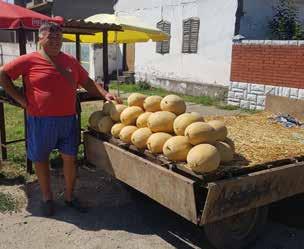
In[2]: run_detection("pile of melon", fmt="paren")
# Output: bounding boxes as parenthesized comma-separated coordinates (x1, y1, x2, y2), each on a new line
(88, 93, 235, 174)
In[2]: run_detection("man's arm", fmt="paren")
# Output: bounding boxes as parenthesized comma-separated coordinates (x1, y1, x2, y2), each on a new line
(0, 67, 27, 108)
(81, 77, 121, 103)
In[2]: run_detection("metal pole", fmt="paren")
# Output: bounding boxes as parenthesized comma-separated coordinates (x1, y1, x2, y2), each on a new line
(115, 31, 120, 97)
(18, 28, 33, 174)
(0, 102, 7, 160)
(102, 31, 109, 91)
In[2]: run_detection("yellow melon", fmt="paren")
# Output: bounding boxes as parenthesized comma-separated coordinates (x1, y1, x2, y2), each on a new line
(187, 144, 220, 173)
(147, 111, 176, 133)
(190, 112, 205, 121)
(214, 141, 234, 162)
(119, 126, 138, 143)
(111, 123, 126, 138)
(110, 104, 127, 122)
(208, 120, 228, 141)
(102, 101, 116, 115)
(131, 127, 152, 149)
(127, 93, 146, 108)
(147, 132, 173, 154)
(185, 122, 217, 145)
(97, 116, 114, 134)
(143, 95, 163, 112)
(173, 113, 205, 136)
(120, 106, 144, 125)
(88, 111, 105, 130)
(163, 136, 192, 162)
(160, 95, 186, 115)
(136, 112, 152, 128)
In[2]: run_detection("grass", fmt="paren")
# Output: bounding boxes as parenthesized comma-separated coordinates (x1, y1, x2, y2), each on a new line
(110, 82, 261, 114)
(0, 192, 18, 213)
(1, 100, 102, 174)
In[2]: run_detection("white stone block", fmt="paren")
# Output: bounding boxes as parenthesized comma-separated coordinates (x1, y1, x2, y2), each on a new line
(232, 82, 239, 89)
(251, 84, 265, 92)
(250, 104, 256, 110)
(264, 40, 273, 45)
(256, 105, 265, 110)
(265, 85, 276, 95)
(238, 82, 248, 90)
(257, 95, 266, 106)
(298, 89, 304, 99)
(282, 87, 291, 97)
(298, 41, 304, 46)
(288, 40, 298, 46)
(290, 88, 299, 98)
(235, 92, 245, 99)
(228, 91, 235, 99)
(228, 100, 240, 106)
(247, 94, 257, 102)
(240, 100, 250, 109)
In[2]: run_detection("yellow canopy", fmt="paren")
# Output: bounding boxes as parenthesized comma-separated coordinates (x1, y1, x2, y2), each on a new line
(63, 14, 170, 44)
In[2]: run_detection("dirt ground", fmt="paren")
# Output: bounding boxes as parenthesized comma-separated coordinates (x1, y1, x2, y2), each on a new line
(1, 166, 304, 249)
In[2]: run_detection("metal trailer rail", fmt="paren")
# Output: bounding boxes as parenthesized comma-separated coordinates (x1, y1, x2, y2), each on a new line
(84, 131, 304, 249)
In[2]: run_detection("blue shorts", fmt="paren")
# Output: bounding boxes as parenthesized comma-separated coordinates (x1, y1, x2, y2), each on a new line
(27, 115, 78, 162)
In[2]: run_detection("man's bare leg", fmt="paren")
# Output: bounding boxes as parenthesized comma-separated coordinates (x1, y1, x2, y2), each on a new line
(35, 161, 53, 201)
(61, 153, 76, 202)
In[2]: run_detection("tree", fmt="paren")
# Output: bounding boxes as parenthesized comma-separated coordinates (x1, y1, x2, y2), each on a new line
(268, 0, 304, 40)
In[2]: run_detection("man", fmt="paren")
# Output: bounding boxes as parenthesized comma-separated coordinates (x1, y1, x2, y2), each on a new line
(0, 22, 120, 216)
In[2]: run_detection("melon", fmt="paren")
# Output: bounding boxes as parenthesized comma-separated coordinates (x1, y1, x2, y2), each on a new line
(185, 122, 216, 145)
(160, 95, 186, 115)
(214, 141, 234, 162)
(143, 95, 163, 112)
(173, 113, 205, 136)
(111, 123, 126, 138)
(208, 120, 228, 141)
(97, 116, 114, 134)
(163, 136, 192, 162)
(136, 112, 152, 128)
(127, 93, 146, 108)
(88, 111, 105, 130)
(103, 101, 116, 115)
(110, 104, 127, 122)
(147, 111, 176, 133)
(187, 144, 220, 173)
(119, 126, 138, 143)
(120, 106, 144, 125)
(131, 127, 152, 149)
(147, 132, 173, 154)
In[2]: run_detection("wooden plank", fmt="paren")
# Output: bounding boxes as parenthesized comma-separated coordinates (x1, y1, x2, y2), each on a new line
(265, 94, 304, 120)
(84, 133, 198, 224)
(200, 161, 304, 225)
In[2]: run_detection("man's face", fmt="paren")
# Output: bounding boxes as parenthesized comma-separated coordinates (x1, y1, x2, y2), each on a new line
(40, 30, 63, 56)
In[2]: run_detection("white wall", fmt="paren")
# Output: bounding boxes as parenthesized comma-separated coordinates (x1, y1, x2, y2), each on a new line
(240, 0, 304, 39)
(115, 0, 237, 87)
(0, 42, 37, 65)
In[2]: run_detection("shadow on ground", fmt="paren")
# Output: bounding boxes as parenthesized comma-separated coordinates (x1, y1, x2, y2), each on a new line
(23, 166, 211, 249)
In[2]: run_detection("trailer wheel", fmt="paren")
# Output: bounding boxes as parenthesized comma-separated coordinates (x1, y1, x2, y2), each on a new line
(204, 206, 268, 249)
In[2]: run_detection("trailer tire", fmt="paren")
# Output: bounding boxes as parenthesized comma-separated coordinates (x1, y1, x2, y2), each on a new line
(204, 206, 268, 249)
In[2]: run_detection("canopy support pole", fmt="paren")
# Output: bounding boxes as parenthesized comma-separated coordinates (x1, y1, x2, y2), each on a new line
(18, 28, 33, 174)
(75, 33, 81, 62)
(123, 43, 127, 72)
(102, 31, 109, 91)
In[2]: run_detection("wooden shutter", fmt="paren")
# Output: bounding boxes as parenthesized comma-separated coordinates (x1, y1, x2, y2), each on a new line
(156, 20, 171, 54)
(182, 18, 200, 53)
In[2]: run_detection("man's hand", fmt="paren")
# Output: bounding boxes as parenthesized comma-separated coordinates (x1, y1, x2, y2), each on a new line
(105, 92, 123, 104)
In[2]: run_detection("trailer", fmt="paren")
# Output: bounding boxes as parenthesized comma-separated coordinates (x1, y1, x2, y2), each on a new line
(84, 129, 304, 249)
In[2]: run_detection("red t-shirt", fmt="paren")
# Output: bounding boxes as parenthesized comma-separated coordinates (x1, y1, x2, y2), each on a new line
(3, 51, 88, 117)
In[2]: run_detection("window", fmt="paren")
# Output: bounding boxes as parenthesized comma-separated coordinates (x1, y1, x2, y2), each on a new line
(156, 20, 171, 54)
(182, 18, 200, 53)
